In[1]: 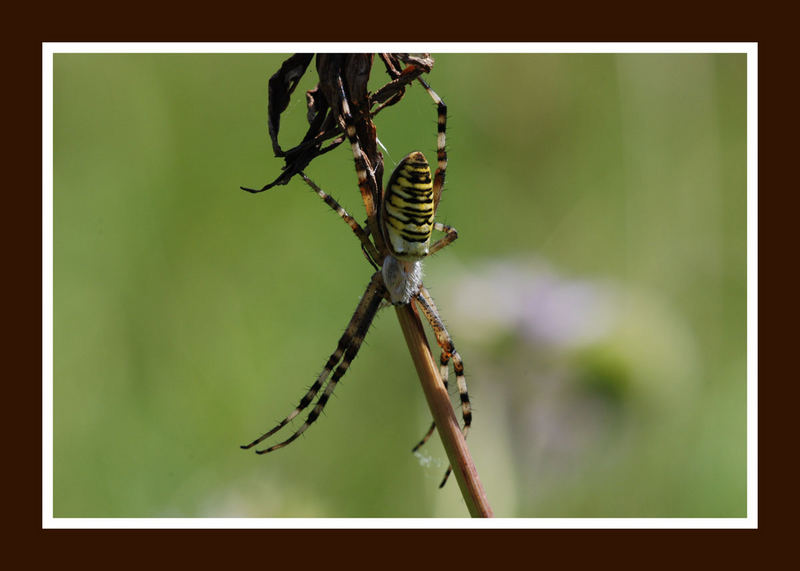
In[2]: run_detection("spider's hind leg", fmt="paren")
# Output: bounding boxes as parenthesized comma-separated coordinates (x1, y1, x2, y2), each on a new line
(410, 350, 449, 453)
(414, 284, 472, 488)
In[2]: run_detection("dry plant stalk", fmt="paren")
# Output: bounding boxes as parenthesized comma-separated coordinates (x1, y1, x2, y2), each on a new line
(395, 303, 493, 517)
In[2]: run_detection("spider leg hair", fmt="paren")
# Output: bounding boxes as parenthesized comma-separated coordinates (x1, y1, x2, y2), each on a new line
(242, 271, 385, 453)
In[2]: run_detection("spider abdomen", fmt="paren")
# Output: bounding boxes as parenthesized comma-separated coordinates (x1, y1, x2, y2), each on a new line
(382, 151, 434, 260)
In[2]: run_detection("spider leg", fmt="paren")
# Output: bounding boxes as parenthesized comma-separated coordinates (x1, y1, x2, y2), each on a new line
(414, 284, 471, 488)
(428, 221, 459, 257)
(410, 350, 449, 453)
(411, 422, 437, 454)
(242, 271, 385, 453)
(417, 78, 447, 211)
(415, 79, 455, 258)
(336, 76, 388, 255)
(299, 172, 381, 265)
(411, 289, 452, 452)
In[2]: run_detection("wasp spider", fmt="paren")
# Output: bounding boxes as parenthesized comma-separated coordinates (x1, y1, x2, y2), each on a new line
(241, 76, 471, 488)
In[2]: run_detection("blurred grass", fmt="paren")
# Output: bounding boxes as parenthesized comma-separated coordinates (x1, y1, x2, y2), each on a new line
(52, 52, 747, 518)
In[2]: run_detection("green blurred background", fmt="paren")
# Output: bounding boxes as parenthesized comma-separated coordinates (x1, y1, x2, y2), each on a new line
(53, 52, 747, 518)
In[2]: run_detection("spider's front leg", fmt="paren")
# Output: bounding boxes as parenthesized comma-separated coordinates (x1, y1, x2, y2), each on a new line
(298, 172, 380, 268)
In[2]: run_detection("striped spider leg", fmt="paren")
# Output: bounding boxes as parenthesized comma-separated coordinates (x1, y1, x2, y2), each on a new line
(413, 285, 471, 488)
(240, 269, 385, 454)
(298, 173, 381, 269)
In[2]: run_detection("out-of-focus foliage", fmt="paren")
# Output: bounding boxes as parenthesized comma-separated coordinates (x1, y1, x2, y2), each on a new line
(53, 53, 747, 518)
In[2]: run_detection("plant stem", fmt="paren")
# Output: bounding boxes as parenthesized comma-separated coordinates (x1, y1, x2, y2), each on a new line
(395, 303, 493, 518)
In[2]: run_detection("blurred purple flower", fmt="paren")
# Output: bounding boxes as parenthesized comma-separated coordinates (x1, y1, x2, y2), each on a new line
(446, 258, 616, 349)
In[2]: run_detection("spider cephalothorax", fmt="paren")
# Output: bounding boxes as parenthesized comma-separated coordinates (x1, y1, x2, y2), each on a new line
(241, 58, 469, 487)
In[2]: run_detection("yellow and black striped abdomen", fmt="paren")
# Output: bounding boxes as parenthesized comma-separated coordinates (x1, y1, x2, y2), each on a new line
(382, 151, 434, 260)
